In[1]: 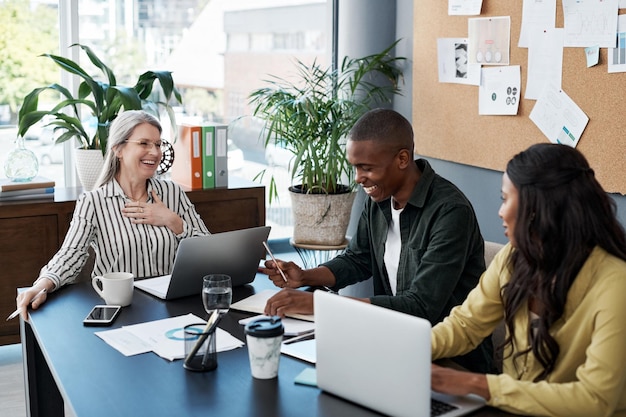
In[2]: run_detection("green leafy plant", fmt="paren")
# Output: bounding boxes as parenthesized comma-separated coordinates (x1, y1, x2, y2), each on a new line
(249, 40, 405, 203)
(17, 43, 182, 155)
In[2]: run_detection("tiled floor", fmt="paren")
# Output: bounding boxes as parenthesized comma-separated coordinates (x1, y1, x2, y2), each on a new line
(0, 343, 26, 417)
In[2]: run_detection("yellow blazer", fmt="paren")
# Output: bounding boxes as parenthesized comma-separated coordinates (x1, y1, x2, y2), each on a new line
(432, 243, 626, 417)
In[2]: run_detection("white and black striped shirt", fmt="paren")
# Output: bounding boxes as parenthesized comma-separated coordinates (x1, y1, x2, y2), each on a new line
(37, 178, 211, 290)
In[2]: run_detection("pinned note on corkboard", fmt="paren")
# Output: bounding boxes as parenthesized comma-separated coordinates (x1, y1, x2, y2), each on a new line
(412, 2, 626, 194)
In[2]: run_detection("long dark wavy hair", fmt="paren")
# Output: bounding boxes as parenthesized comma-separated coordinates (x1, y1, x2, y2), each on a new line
(501, 143, 626, 381)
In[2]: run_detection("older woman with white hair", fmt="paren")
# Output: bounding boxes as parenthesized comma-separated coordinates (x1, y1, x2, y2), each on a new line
(15, 110, 210, 317)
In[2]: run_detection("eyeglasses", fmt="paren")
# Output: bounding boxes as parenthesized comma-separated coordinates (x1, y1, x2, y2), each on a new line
(125, 139, 163, 150)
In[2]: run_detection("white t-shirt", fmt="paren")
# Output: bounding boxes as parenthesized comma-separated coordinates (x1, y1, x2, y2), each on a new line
(384, 198, 403, 295)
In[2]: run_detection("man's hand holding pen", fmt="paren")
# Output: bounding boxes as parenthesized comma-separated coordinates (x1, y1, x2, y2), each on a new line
(258, 251, 339, 317)
(257, 258, 315, 317)
(258, 258, 306, 289)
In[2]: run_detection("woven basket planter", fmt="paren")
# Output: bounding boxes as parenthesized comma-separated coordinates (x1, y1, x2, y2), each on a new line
(289, 186, 356, 246)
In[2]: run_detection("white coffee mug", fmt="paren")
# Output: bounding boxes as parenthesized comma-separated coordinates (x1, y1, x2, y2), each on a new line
(92, 272, 134, 306)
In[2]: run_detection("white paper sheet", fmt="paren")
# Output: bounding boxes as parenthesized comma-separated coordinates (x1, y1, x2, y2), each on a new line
(529, 85, 589, 147)
(437, 38, 481, 85)
(519, 0, 557, 48)
(281, 339, 316, 364)
(95, 313, 244, 361)
(468, 16, 511, 65)
(526, 28, 564, 100)
(448, 0, 482, 16)
(94, 327, 153, 356)
(479, 66, 521, 115)
(562, 0, 619, 48)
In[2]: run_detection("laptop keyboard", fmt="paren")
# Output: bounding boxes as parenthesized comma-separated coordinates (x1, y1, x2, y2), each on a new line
(431, 398, 459, 416)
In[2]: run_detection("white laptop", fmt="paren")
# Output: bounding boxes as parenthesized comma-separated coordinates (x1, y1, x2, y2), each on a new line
(314, 290, 485, 417)
(134, 226, 271, 300)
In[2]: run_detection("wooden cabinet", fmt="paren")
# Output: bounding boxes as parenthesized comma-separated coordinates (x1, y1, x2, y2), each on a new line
(0, 179, 265, 345)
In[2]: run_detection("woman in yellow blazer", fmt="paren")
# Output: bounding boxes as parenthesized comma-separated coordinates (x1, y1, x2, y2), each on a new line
(431, 143, 626, 416)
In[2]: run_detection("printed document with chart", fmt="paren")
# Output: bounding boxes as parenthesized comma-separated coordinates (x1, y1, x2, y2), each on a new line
(529, 84, 589, 148)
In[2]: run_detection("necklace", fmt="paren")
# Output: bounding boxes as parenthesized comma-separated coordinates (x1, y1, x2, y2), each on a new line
(127, 190, 147, 202)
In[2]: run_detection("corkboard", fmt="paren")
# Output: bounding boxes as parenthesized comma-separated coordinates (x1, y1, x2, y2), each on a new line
(412, 2, 626, 194)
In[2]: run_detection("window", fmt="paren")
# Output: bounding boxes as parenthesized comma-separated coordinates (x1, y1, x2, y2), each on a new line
(0, 0, 61, 184)
(1, 0, 330, 240)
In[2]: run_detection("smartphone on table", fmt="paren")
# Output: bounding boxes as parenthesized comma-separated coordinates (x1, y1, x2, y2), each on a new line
(83, 305, 122, 326)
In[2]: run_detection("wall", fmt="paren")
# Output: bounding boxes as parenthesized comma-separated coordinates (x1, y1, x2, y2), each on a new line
(427, 156, 626, 244)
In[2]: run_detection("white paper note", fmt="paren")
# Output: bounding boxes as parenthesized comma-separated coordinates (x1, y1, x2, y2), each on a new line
(437, 38, 481, 85)
(562, 0, 619, 48)
(519, 0, 557, 48)
(526, 28, 564, 100)
(468, 16, 511, 65)
(448, 0, 482, 15)
(529, 85, 589, 147)
(479, 66, 521, 115)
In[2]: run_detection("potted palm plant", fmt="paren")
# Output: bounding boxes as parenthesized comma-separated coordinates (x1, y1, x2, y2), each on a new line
(249, 41, 405, 245)
(17, 43, 182, 190)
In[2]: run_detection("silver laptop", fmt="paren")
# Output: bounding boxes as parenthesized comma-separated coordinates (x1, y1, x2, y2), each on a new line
(134, 226, 271, 300)
(314, 290, 485, 417)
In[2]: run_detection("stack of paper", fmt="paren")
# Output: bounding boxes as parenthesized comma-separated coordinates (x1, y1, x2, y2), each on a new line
(95, 313, 244, 361)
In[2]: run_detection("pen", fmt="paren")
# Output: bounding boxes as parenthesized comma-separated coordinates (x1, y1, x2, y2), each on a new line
(262, 241, 288, 283)
(184, 310, 222, 367)
(283, 330, 315, 345)
(6, 288, 48, 321)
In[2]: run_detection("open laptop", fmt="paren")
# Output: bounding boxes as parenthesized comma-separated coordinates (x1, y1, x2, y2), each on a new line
(134, 226, 271, 300)
(314, 290, 485, 417)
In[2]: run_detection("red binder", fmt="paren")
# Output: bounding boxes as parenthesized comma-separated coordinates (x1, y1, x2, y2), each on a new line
(170, 124, 203, 189)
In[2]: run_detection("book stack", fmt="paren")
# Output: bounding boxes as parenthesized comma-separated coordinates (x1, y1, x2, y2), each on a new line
(0, 176, 55, 202)
(170, 122, 229, 190)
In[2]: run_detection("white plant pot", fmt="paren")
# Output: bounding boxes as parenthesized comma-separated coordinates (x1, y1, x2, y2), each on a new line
(290, 188, 356, 246)
(74, 148, 105, 191)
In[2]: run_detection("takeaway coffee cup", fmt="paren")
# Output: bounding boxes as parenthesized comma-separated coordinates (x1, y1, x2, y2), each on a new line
(244, 316, 284, 379)
(92, 272, 134, 306)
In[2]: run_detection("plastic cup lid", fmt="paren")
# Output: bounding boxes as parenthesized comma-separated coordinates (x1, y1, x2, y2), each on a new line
(244, 316, 284, 338)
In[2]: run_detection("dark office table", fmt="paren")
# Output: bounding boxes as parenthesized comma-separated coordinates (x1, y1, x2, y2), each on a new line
(21, 276, 514, 417)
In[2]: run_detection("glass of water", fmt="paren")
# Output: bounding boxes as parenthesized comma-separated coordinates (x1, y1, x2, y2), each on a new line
(202, 274, 232, 319)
